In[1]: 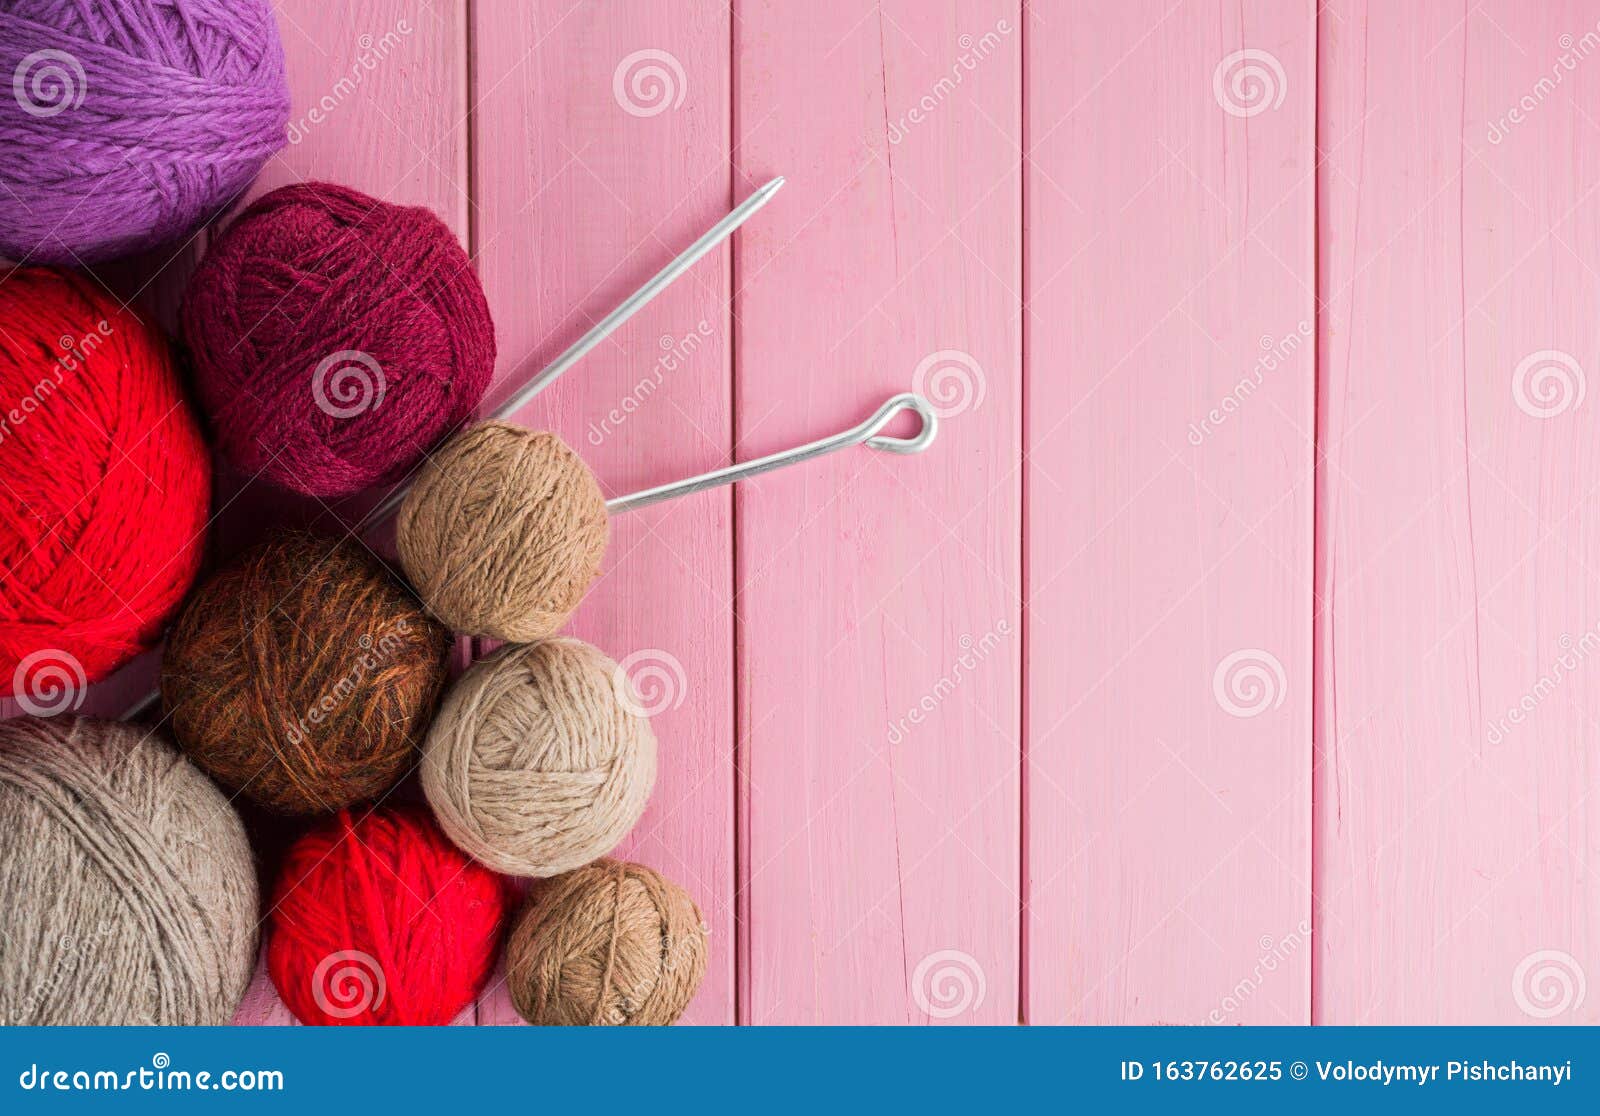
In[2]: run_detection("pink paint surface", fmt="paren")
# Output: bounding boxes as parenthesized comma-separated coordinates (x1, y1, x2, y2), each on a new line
(7, 0, 1598, 1026)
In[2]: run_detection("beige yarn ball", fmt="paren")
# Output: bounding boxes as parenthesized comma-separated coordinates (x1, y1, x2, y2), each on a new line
(0, 716, 258, 1025)
(505, 859, 707, 1026)
(421, 638, 655, 877)
(397, 422, 609, 642)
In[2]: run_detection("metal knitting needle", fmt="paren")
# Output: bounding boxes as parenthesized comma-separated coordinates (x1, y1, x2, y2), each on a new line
(123, 180, 786, 723)
(121, 393, 935, 722)
(364, 176, 785, 527)
(124, 689, 158, 720)
(606, 392, 938, 515)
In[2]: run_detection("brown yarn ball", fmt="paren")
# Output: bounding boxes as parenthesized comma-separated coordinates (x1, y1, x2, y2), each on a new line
(161, 529, 452, 814)
(505, 859, 707, 1026)
(421, 638, 656, 877)
(397, 422, 608, 642)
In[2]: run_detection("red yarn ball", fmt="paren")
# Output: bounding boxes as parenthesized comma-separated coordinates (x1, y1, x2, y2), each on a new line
(268, 807, 508, 1026)
(181, 182, 496, 499)
(0, 268, 209, 700)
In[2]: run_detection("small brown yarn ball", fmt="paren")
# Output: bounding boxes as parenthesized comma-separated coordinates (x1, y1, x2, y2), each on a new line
(397, 422, 608, 642)
(421, 638, 655, 877)
(505, 859, 707, 1026)
(161, 529, 452, 814)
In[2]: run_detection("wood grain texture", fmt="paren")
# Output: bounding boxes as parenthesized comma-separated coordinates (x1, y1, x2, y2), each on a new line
(1024, 0, 1316, 1024)
(734, 0, 1022, 1025)
(468, 1, 735, 1025)
(219, 0, 471, 1026)
(1315, 0, 1600, 1024)
(11, 0, 1600, 1029)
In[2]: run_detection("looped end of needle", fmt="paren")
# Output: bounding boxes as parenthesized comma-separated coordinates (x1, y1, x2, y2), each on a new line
(863, 393, 939, 455)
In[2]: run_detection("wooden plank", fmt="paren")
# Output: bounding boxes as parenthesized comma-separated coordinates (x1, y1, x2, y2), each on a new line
(1025, 0, 1315, 1023)
(217, 0, 471, 1026)
(469, 1, 734, 1025)
(735, 0, 1021, 1024)
(1315, 0, 1600, 1024)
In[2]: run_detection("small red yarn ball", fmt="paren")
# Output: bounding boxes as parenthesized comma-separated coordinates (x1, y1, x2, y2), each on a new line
(0, 268, 209, 699)
(268, 807, 508, 1026)
(180, 182, 496, 499)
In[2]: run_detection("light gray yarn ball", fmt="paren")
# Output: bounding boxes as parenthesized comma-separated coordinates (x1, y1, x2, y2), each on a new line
(0, 716, 258, 1025)
(421, 638, 657, 878)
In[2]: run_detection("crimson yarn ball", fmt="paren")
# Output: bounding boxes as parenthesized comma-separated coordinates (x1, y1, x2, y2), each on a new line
(268, 806, 508, 1026)
(180, 182, 495, 499)
(0, 268, 209, 700)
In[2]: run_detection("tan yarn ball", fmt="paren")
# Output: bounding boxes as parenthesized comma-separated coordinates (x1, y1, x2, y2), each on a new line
(0, 717, 258, 1025)
(505, 859, 707, 1026)
(397, 422, 609, 642)
(421, 638, 655, 877)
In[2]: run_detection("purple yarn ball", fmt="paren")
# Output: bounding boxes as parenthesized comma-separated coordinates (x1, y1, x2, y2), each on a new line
(0, 0, 290, 265)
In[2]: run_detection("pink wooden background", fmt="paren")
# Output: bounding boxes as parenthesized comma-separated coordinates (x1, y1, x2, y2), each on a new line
(9, 0, 1600, 1025)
